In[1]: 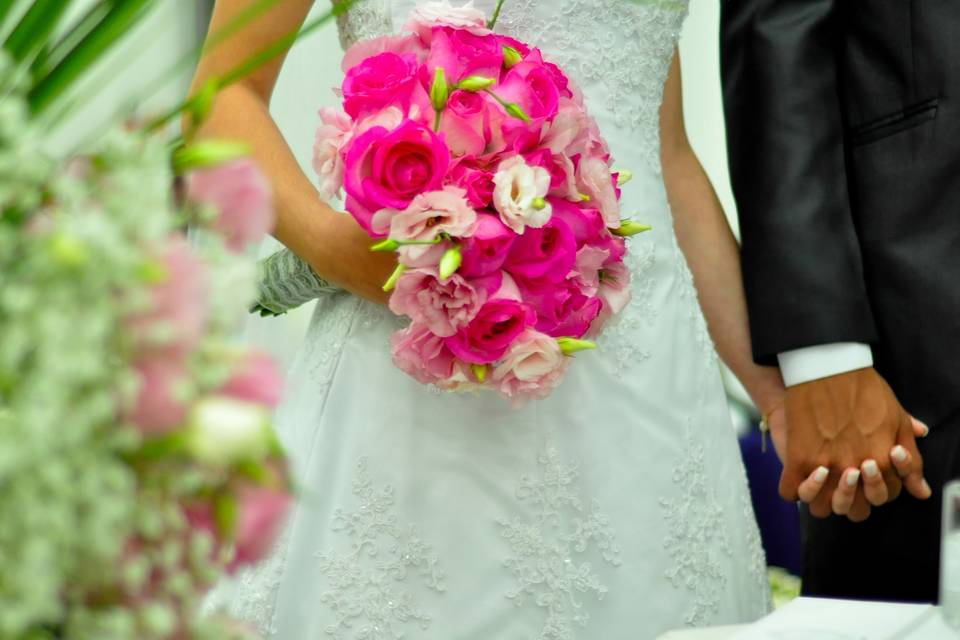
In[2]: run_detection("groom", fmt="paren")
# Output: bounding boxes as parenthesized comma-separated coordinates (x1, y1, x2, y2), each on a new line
(721, 0, 960, 602)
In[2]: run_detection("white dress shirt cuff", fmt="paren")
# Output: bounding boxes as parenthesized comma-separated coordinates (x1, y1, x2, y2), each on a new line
(777, 342, 874, 387)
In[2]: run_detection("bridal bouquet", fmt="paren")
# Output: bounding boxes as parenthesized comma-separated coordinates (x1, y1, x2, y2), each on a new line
(314, 1, 646, 402)
(0, 57, 289, 638)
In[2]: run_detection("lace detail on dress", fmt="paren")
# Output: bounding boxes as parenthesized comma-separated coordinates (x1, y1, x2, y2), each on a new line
(498, 0, 689, 171)
(316, 457, 446, 639)
(740, 489, 773, 614)
(498, 446, 621, 640)
(223, 523, 293, 636)
(659, 421, 733, 627)
(601, 235, 657, 374)
(336, 0, 394, 50)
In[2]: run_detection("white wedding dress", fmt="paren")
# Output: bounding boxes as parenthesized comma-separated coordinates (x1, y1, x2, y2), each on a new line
(216, 1, 771, 638)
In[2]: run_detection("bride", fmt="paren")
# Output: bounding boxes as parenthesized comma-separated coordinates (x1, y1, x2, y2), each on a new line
(191, 1, 814, 637)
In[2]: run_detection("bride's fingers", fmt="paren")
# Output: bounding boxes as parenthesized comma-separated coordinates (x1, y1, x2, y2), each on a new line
(861, 459, 890, 506)
(911, 416, 930, 439)
(891, 444, 933, 501)
(831, 468, 861, 516)
(797, 466, 829, 503)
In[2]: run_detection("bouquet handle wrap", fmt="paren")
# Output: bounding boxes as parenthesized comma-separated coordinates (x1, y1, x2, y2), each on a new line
(255, 248, 339, 315)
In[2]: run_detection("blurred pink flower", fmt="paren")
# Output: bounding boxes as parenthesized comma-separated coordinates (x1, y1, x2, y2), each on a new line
(187, 159, 274, 252)
(219, 350, 284, 409)
(229, 483, 291, 572)
(128, 355, 191, 436)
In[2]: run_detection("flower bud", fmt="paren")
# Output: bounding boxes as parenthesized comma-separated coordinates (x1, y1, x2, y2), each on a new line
(173, 140, 251, 174)
(457, 75, 496, 92)
(48, 233, 89, 267)
(430, 67, 450, 112)
(612, 219, 652, 237)
(531, 196, 547, 211)
(370, 238, 401, 252)
(557, 337, 597, 356)
(439, 245, 463, 280)
(502, 45, 523, 69)
(382, 263, 407, 292)
(616, 169, 634, 186)
(471, 363, 488, 383)
(505, 102, 532, 123)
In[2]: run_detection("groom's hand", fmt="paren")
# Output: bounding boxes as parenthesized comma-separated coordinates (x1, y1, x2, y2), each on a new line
(778, 367, 926, 521)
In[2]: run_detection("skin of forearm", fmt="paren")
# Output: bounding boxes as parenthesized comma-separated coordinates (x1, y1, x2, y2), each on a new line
(663, 146, 784, 413)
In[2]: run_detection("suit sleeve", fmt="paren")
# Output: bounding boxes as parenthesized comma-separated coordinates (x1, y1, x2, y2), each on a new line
(721, 0, 877, 365)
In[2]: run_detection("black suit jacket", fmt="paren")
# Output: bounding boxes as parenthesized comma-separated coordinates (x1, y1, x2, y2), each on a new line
(722, 0, 960, 430)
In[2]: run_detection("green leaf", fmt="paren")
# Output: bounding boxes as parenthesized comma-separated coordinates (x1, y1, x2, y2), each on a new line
(27, 0, 156, 115)
(30, 0, 112, 78)
(213, 492, 239, 541)
(3, 0, 73, 63)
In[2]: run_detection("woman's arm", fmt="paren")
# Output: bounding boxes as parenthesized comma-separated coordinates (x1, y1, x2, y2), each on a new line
(659, 50, 786, 424)
(187, 0, 393, 304)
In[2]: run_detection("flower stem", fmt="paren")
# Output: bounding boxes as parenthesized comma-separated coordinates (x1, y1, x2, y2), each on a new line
(488, 0, 507, 29)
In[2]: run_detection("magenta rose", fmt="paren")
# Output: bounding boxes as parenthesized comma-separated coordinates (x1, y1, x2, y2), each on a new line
(444, 298, 536, 364)
(460, 213, 516, 277)
(496, 49, 561, 122)
(450, 159, 495, 209)
(550, 197, 626, 260)
(392, 323, 461, 386)
(519, 278, 603, 339)
(389, 267, 501, 337)
(342, 52, 419, 118)
(343, 119, 450, 235)
(503, 215, 577, 283)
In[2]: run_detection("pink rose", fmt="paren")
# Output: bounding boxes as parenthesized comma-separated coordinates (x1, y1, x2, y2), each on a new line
(444, 298, 536, 364)
(392, 323, 460, 385)
(426, 27, 503, 82)
(519, 278, 603, 339)
(186, 159, 274, 252)
(229, 482, 292, 572)
(540, 98, 588, 155)
(389, 267, 501, 337)
(576, 155, 620, 228)
(492, 329, 570, 402)
(342, 52, 419, 118)
(550, 198, 626, 260)
(341, 34, 425, 72)
(504, 215, 577, 283)
(450, 159, 495, 209)
(372, 186, 478, 251)
(343, 119, 451, 235)
(127, 355, 191, 436)
(406, 1, 490, 43)
(312, 107, 353, 200)
(599, 259, 632, 316)
(496, 49, 561, 122)
(438, 89, 489, 156)
(569, 246, 609, 297)
(126, 237, 207, 357)
(460, 213, 515, 277)
(219, 350, 284, 409)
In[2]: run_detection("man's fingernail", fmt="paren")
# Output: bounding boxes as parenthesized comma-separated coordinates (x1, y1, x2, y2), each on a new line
(863, 460, 880, 479)
(814, 466, 829, 483)
(891, 446, 908, 463)
(846, 469, 861, 487)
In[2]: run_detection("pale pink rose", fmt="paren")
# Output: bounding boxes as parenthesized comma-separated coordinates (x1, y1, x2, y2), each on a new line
(389, 267, 500, 337)
(496, 49, 561, 122)
(576, 155, 620, 228)
(229, 483, 292, 572)
(492, 155, 552, 234)
(341, 33, 426, 72)
(540, 98, 588, 155)
(397, 239, 451, 269)
(492, 329, 570, 402)
(391, 323, 460, 385)
(353, 106, 406, 137)
(405, 1, 489, 43)
(313, 107, 353, 200)
(371, 187, 478, 253)
(186, 159, 274, 252)
(570, 246, 610, 297)
(599, 260, 632, 315)
(128, 356, 191, 436)
(126, 237, 207, 357)
(219, 350, 284, 409)
(438, 89, 488, 156)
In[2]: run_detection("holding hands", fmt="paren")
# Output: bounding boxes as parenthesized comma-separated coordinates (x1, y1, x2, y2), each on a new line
(764, 368, 932, 522)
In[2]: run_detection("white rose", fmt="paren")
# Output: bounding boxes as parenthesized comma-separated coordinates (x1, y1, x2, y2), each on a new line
(407, 1, 488, 31)
(492, 156, 553, 234)
(187, 396, 272, 466)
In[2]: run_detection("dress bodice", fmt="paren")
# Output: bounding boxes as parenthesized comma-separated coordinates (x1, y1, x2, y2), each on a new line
(336, 0, 689, 171)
